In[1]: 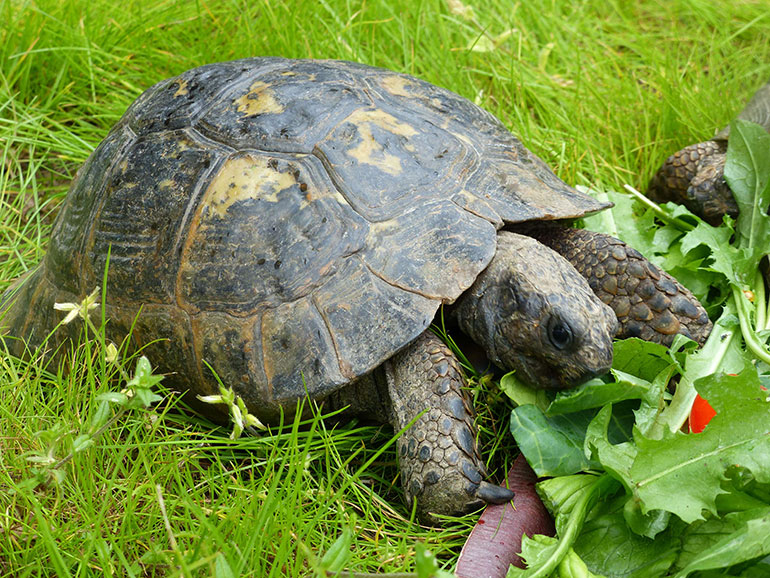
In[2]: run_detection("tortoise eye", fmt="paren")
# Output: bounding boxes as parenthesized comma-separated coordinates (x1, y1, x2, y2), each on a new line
(548, 318, 573, 350)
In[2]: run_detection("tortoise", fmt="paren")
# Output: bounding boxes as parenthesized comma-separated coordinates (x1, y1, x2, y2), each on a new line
(648, 80, 770, 225)
(0, 58, 711, 523)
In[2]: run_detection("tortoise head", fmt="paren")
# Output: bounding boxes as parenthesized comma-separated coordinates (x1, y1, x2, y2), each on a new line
(455, 231, 617, 390)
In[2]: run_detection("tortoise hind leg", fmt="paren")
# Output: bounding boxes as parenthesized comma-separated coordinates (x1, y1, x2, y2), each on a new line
(528, 226, 712, 346)
(383, 331, 513, 524)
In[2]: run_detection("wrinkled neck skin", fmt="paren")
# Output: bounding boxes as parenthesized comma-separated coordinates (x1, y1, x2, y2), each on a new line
(453, 231, 617, 390)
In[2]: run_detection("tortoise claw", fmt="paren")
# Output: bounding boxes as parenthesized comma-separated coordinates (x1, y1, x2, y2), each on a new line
(476, 481, 515, 504)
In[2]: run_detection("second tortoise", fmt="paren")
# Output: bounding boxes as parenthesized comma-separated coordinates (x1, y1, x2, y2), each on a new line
(649, 80, 770, 224)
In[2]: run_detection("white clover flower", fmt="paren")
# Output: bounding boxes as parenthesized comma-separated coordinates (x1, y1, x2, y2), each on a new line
(53, 287, 100, 324)
(105, 342, 119, 364)
(197, 385, 265, 438)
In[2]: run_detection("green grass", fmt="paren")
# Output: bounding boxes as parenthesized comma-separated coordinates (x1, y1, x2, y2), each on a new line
(1, 0, 769, 576)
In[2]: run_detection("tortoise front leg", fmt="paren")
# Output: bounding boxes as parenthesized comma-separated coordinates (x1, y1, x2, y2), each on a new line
(646, 140, 737, 225)
(528, 226, 712, 346)
(383, 331, 514, 524)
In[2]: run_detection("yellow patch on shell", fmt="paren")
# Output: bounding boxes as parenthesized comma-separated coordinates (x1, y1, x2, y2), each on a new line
(173, 79, 189, 97)
(379, 75, 416, 98)
(158, 178, 176, 191)
(202, 155, 299, 219)
(162, 139, 191, 159)
(234, 81, 285, 117)
(346, 108, 418, 176)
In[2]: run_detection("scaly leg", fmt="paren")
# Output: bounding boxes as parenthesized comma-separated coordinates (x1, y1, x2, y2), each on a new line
(528, 226, 712, 345)
(384, 331, 513, 524)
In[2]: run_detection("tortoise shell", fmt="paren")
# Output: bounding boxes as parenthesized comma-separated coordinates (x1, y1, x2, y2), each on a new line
(11, 58, 607, 420)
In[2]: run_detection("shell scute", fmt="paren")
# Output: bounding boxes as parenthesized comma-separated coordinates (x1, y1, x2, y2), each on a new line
(361, 200, 496, 300)
(260, 296, 345, 404)
(196, 59, 372, 153)
(125, 61, 259, 135)
(177, 150, 368, 314)
(46, 126, 136, 296)
(88, 129, 223, 303)
(365, 68, 504, 138)
(315, 106, 478, 222)
(310, 256, 437, 385)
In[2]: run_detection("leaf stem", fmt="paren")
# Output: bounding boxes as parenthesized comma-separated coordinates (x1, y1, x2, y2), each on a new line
(525, 474, 617, 578)
(755, 270, 767, 331)
(659, 306, 739, 433)
(622, 185, 695, 231)
(733, 286, 770, 364)
(760, 286, 770, 331)
(49, 408, 126, 471)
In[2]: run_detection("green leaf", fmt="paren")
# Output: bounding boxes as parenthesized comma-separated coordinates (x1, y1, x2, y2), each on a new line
(26, 455, 57, 465)
(124, 355, 164, 409)
(415, 543, 454, 578)
(725, 120, 770, 253)
(628, 369, 770, 523)
(127, 386, 163, 409)
(508, 474, 620, 577)
(509, 405, 597, 477)
(537, 475, 607, 534)
(652, 223, 685, 254)
(610, 339, 672, 383)
(97, 392, 128, 405)
(680, 221, 744, 284)
(674, 508, 770, 577)
(214, 554, 236, 578)
(632, 365, 677, 437)
(507, 534, 561, 577)
(683, 310, 747, 379)
(319, 528, 352, 573)
(546, 378, 650, 416)
(556, 548, 605, 578)
(90, 400, 112, 431)
(678, 219, 764, 293)
(623, 500, 671, 540)
(127, 355, 164, 390)
(512, 398, 638, 478)
(501, 371, 552, 410)
(719, 465, 770, 511)
(572, 495, 679, 577)
(584, 405, 636, 487)
(71, 434, 94, 453)
(130, 356, 153, 382)
(581, 189, 658, 260)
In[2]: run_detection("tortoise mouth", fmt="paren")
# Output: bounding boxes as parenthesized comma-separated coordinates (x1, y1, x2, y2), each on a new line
(515, 351, 612, 391)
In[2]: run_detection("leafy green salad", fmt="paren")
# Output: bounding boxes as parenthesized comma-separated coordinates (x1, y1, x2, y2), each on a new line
(503, 120, 770, 577)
